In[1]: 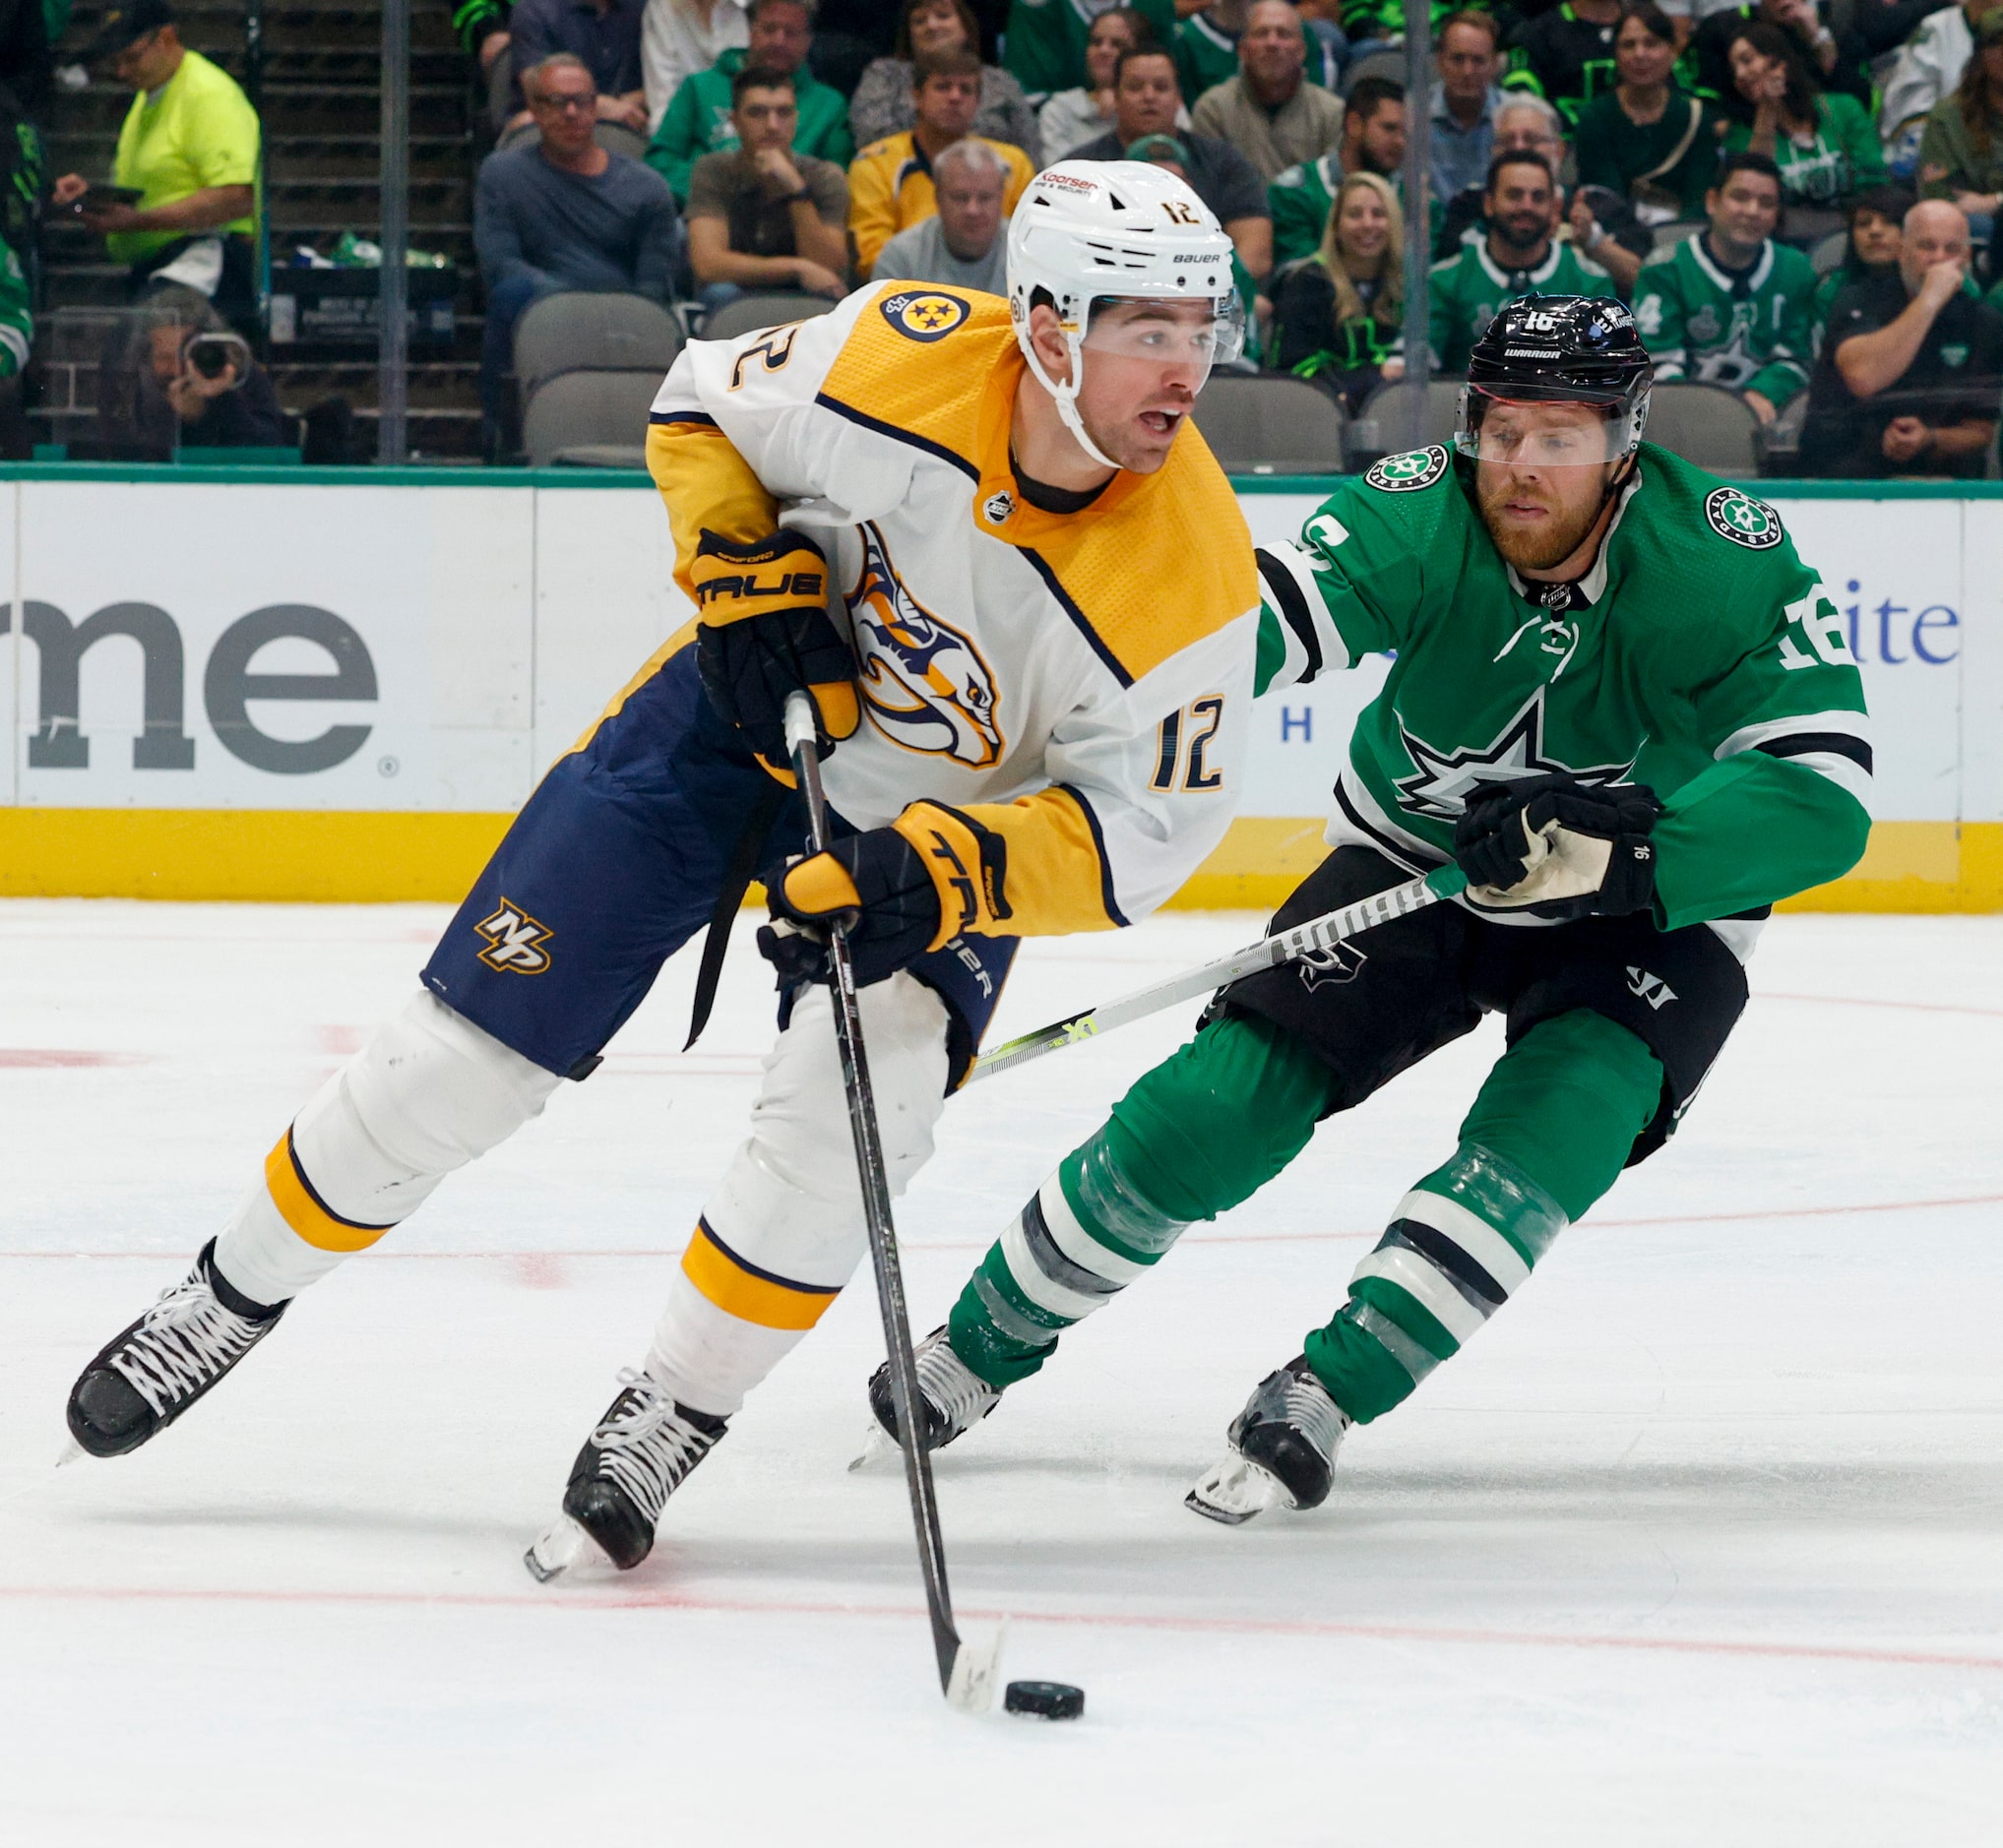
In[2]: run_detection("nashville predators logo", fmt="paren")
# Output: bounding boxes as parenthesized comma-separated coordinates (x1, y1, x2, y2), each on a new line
(880, 289, 970, 343)
(848, 522, 1003, 768)
(473, 899, 554, 974)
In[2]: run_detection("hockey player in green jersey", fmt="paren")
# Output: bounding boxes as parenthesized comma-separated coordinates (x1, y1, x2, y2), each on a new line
(865, 295, 1873, 1524)
(1632, 152, 1816, 425)
(1430, 153, 1617, 371)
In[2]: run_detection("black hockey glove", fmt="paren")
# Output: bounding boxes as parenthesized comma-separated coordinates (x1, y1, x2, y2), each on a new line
(1453, 771, 1664, 921)
(691, 527, 858, 763)
(757, 827, 943, 989)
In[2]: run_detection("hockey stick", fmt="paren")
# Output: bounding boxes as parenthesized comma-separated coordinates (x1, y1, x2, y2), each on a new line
(967, 860, 1471, 1085)
(783, 692, 1002, 1714)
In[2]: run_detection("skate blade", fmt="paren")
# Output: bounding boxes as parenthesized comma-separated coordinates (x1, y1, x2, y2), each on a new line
(847, 1420, 899, 1473)
(945, 1618, 1008, 1714)
(523, 1513, 595, 1583)
(54, 1438, 87, 1469)
(1184, 1453, 1283, 1526)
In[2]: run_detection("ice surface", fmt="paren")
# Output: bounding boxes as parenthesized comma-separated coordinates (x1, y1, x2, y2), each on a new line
(2, 901, 2000, 1844)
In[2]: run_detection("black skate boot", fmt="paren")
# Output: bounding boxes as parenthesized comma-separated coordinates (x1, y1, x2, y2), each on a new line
(865, 1325, 1003, 1454)
(65, 1239, 287, 1459)
(523, 1370, 728, 1580)
(1184, 1356, 1351, 1525)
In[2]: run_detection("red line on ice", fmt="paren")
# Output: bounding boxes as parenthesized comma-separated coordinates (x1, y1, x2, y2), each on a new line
(2, 1581, 1997, 1676)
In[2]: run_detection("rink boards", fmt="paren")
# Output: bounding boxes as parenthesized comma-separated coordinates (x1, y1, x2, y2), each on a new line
(0, 463, 1994, 909)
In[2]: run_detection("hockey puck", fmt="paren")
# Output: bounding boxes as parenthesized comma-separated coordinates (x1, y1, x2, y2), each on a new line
(1004, 1680, 1085, 1721)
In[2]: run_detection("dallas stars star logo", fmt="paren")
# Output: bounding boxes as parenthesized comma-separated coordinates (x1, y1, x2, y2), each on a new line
(1392, 688, 1639, 822)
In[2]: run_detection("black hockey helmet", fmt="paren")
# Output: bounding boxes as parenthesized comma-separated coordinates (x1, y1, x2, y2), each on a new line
(1456, 294, 1653, 466)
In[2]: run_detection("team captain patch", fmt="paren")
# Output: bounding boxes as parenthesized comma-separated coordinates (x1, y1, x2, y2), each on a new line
(1704, 485, 1784, 550)
(1365, 446, 1450, 493)
(881, 289, 970, 342)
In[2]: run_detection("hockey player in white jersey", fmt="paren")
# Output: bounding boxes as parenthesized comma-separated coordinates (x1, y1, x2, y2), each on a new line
(63, 162, 1263, 1578)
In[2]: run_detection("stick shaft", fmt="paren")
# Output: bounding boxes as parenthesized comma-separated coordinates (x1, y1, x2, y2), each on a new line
(969, 862, 1469, 1084)
(784, 695, 962, 1694)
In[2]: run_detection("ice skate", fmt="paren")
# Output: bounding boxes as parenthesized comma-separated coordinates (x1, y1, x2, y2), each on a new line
(65, 1239, 288, 1459)
(863, 1325, 1004, 1457)
(525, 1369, 728, 1579)
(1186, 1357, 1350, 1525)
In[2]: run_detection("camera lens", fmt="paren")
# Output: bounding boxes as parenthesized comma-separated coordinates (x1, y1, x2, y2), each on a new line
(191, 342, 228, 378)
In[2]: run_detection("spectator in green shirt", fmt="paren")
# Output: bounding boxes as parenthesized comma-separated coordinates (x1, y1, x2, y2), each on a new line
(1002, 0, 1177, 96)
(1573, 5, 1719, 225)
(51, 0, 260, 338)
(646, 0, 850, 204)
(1719, 21, 1884, 226)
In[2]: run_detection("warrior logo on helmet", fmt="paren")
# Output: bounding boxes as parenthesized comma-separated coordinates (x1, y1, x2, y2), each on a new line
(847, 522, 1004, 769)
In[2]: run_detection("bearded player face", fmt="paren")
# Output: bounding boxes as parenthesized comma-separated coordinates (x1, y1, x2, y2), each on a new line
(1471, 399, 1627, 573)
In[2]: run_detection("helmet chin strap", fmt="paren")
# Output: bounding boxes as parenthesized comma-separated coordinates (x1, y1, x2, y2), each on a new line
(1022, 328, 1123, 474)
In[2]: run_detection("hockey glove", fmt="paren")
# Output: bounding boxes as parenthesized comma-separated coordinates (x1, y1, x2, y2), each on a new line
(692, 527, 859, 763)
(1453, 771, 1663, 921)
(758, 827, 943, 989)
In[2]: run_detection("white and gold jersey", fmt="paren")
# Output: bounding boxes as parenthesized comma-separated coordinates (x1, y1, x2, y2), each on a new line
(645, 281, 1260, 935)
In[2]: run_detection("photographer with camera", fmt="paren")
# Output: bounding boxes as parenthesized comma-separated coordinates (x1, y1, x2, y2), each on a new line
(143, 285, 284, 449)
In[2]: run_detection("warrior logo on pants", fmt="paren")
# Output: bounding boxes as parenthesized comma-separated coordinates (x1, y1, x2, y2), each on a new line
(848, 522, 1004, 770)
(474, 899, 554, 975)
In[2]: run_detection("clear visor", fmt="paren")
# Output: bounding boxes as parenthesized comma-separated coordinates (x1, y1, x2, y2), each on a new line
(1454, 390, 1632, 468)
(1078, 291, 1247, 384)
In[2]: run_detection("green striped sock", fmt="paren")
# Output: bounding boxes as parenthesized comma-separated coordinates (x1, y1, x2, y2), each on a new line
(1304, 1142, 1568, 1423)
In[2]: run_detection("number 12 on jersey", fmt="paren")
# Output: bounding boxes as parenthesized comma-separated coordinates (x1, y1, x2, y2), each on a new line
(1150, 696, 1225, 792)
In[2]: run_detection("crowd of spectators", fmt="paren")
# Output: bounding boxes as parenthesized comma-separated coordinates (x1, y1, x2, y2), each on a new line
(13, 0, 2003, 475)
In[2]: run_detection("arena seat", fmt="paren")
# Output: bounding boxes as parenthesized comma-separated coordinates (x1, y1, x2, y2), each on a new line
(512, 291, 684, 401)
(1190, 373, 1346, 474)
(698, 293, 840, 341)
(1646, 381, 1761, 477)
(1349, 377, 1461, 465)
(521, 370, 662, 467)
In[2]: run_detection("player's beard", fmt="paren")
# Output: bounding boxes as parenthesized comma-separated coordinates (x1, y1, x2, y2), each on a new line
(1476, 467, 1610, 573)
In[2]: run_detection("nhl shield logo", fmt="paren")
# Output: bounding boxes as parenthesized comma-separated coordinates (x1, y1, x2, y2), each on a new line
(1365, 446, 1450, 493)
(981, 489, 1016, 525)
(880, 289, 970, 342)
(1704, 485, 1784, 550)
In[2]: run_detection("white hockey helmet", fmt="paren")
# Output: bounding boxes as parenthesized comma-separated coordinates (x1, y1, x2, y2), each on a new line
(1006, 159, 1244, 469)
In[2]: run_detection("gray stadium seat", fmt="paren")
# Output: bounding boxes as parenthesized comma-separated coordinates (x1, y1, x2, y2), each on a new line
(1809, 229, 1849, 277)
(698, 292, 839, 341)
(512, 291, 684, 400)
(1343, 47, 1406, 95)
(1349, 377, 1462, 465)
(1646, 380, 1759, 477)
(522, 370, 661, 466)
(1189, 373, 1346, 474)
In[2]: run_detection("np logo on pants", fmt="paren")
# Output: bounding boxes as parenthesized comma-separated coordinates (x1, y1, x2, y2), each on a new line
(475, 899, 554, 974)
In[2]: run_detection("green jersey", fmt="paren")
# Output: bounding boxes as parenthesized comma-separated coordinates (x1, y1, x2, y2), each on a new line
(1269, 154, 1444, 271)
(1251, 442, 1871, 935)
(644, 50, 854, 205)
(1173, 11, 1239, 104)
(1632, 234, 1816, 409)
(1003, 0, 1178, 95)
(0, 235, 28, 378)
(1719, 94, 1886, 208)
(1427, 239, 1617, 374)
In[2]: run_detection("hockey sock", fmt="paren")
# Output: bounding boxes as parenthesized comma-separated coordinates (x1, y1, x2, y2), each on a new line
(212, 992, 560, 1307)
(949, 1014, 1341, 1386)
(1302, 1012, 1662, 1422)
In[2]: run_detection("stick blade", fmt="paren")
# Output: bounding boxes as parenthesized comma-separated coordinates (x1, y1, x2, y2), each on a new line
(945, 1618, 1008, 1713)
